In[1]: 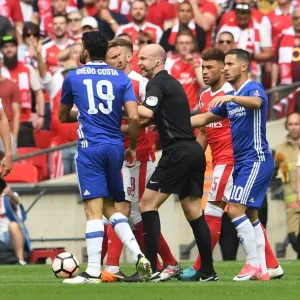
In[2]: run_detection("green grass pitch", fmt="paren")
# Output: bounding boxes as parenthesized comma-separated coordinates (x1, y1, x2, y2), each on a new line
(0, 261, 299, 300)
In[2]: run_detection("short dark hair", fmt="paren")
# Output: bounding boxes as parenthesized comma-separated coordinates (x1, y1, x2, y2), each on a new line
(202, 47, 225, 63)
(116, 38, 133, 53)
(226, 48, 251, 65)
(53, 13, 68, 23)
(82, 31, 108, 60)
(23, 22, 40, 39)
(175, 29, 197, 52)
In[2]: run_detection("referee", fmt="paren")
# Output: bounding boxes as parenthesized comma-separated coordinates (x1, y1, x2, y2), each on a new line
(137, 44, 217, 282)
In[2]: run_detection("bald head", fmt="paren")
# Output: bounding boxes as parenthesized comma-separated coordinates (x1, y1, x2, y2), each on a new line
(139, 44, 166, 63)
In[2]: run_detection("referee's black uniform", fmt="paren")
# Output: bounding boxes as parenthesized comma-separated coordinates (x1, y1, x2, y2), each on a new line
(143, 70, 206, 200)
(141, 70, 216, 280)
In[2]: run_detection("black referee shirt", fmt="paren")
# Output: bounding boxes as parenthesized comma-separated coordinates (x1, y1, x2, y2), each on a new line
(143, 70, 195, 149)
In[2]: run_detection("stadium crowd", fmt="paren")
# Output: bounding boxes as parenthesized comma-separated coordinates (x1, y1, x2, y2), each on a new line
(0, 0, 300, 277)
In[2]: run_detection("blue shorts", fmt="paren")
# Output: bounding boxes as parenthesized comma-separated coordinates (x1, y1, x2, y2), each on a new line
(229, 159, 274, 209)
(75, 144, 125, 202)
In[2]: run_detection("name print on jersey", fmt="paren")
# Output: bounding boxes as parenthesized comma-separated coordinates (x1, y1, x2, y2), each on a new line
(76, 68, 119, 76)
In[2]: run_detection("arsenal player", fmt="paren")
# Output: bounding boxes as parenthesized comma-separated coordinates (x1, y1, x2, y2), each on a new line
(102, 38, 181, 282)
(180, 47, 283, 281)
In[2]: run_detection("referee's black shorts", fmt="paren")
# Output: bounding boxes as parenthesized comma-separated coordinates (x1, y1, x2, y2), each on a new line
(146, 141, 206, 200)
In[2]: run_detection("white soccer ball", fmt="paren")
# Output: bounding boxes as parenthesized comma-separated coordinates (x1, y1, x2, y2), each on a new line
(51, 252, 80, 278)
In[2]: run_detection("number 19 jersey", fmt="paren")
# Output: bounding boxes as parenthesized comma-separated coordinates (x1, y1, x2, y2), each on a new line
(60, 62, 137, 148)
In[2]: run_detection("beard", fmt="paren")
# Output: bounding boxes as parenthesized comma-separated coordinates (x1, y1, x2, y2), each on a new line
(79, 52, 86, 64)
(3, 54, 18, 69)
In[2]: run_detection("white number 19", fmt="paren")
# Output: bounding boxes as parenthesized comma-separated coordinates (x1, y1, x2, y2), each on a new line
(83, 79, 115, 115)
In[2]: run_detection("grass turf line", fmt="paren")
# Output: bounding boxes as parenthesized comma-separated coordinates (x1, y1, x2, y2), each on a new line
(0, 261, 299, 300)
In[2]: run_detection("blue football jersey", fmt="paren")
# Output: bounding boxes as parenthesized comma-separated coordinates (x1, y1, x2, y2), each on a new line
(60, 62, 136, 148)
(211, 80, 272, 164)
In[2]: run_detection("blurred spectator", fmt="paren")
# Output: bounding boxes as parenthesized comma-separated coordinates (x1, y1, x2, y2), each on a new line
(32, 0, 86, 37)
(275, 112, 300, 258)
(217, 3, 272, 82)
(0, 0, 24, 44)
(1, 35, 45, 147)
(144, 0, 176, 30)
(272, 7, 300, 88)
(94, 0, 128, 40)
(218, 0, 272, 58)
(33, 39, 78, 177)
(18, 22, 41, 69)
(0, 16, 14, 41)
(165, 30, 205, 111)
(0, 179, 28, 265)
(0, 54, 20, 158)
(67, 10, 83, 41)
(42, 14, 74, 75)
(268, 0, 293, 53)
(189, 0, 218, 48)
(115, 0, 162, 50)
(81, 15, 99, 32)
(160, 1, 206, 55)
(35, 0, 69, 39)
(131, 30, 153, 73)
(215, 31, 235, 53)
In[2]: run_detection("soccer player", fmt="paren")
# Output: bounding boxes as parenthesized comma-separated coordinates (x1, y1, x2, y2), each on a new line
(0, 98, 12, 178)
(137, 44, 217, 282)
(58, 31, 152, 284)
(180, 48, 283, 281)
(102, 38, 181, 283)
(191, 48, 274, 281)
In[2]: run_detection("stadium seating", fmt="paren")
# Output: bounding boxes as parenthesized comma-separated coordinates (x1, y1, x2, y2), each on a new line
(4, 163, 38, 184)
(16, 147, 48, 181)
(34, 130, 53, 149)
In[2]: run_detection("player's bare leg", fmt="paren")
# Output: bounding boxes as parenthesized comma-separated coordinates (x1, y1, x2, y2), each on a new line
(103, 197, 151, 282)
(64, 197, 104, 284)
(227, 202, 261, 281)
(102, 201, 131, 282)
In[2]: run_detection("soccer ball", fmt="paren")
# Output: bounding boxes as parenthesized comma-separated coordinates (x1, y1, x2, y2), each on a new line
(51, 252, 79, 278)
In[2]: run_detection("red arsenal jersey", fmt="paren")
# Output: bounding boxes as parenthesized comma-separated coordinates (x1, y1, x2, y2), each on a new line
(199, 82, 234, 167)
(123, 70, 154, 162)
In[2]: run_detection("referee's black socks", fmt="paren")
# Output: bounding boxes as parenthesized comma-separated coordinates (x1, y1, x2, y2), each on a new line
(189, 214, 215, 275)
(141, 210, 160, 273)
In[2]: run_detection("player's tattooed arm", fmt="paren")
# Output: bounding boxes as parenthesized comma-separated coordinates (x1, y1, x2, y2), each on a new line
(59, 103, 78, 123)
(191, 111, 223, 128)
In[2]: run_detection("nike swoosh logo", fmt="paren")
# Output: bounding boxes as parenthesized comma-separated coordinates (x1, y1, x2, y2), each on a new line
(237, 272, 252, 278)
(199, 276, 215, 282)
